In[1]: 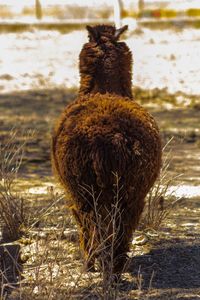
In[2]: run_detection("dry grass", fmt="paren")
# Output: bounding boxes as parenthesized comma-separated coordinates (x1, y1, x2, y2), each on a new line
(0, 130, 31, 241)
(141, 137, 182, 230)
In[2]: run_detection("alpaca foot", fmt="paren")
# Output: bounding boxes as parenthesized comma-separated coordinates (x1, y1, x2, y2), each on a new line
(113, 253, 129, 274)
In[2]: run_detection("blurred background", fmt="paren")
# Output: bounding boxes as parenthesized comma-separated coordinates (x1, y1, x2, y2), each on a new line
(0, 0, 200, 94)
(0, 0, 200, 22)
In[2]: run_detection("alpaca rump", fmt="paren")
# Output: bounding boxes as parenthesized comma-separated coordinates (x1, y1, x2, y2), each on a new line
(52, 25, 162, 275)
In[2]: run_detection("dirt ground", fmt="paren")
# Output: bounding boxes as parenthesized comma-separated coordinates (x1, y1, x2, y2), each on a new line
(0, 86, 199, 299)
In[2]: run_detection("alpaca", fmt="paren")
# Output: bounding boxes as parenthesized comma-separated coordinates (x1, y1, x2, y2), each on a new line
(52, 25, 162, 276)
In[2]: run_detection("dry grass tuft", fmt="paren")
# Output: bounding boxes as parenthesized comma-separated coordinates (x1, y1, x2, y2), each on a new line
(141, 137, 182, 230)
(0, 130, 32, 241)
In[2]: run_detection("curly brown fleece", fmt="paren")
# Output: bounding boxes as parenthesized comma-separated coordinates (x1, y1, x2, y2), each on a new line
(52, 25, 162, 275)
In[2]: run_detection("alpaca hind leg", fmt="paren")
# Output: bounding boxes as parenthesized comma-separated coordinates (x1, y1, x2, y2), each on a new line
(80, 217, 97, 272)
(81, 228, 96, 272)
(112, 223, 133, 275)
(71, 208, 96, 271)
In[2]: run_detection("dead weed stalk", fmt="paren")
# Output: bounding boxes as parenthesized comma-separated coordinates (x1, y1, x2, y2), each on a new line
(79, 173, 129, 299)
(141, 137, 182, 230)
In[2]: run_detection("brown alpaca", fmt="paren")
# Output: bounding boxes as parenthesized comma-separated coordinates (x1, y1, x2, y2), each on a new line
(52, 25, 162, 276)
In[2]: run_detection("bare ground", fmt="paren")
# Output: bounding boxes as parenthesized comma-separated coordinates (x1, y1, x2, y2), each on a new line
(0, 87, 200, 299)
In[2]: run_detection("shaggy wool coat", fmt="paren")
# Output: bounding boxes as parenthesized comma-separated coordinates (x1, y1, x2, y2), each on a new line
(52, 25, 162, 275)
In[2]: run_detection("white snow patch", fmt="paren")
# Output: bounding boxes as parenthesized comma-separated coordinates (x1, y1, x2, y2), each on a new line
(0, 28, 200, 94)
(166, 185, 200, 198)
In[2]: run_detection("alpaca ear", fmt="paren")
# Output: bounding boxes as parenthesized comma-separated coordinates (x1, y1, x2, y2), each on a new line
(86, 25, 97, 41)
(114, 25, 128, 40)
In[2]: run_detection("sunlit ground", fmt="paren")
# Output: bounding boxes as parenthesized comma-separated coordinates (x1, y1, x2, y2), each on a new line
(27, 183, 200, 198)
(167, 185, 200, 198)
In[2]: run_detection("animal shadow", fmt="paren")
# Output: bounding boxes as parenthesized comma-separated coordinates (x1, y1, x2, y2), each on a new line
(128, 239, 200, 290)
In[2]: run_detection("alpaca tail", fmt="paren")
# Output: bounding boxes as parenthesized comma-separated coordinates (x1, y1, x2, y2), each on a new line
(92, 133, 132, 188)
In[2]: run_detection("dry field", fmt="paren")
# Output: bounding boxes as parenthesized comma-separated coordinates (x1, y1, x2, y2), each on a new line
(0, 26, 200, 299)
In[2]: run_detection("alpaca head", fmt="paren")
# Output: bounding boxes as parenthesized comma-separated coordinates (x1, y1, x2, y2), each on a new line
(86, 24, 128, 44)
(79, 25, 133, 98)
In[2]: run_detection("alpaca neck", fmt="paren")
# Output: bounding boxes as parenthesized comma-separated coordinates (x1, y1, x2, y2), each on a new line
(79, 70, 132, 98)
(79, 42, 133, 99)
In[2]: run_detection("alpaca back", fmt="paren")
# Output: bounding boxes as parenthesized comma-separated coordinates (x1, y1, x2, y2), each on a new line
(52, 93, 161, 212)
